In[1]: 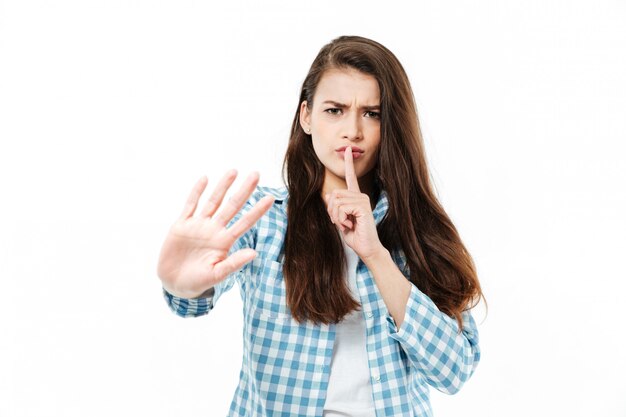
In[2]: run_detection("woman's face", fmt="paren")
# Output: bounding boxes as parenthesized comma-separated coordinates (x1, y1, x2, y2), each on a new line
(299, 67, 381, 195)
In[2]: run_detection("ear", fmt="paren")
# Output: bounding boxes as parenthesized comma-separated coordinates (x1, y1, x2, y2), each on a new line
(299, 100, 311, 134)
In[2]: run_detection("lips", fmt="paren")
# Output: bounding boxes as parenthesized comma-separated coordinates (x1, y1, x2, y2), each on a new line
(335, 146, 364, 160)
(335, 146, 364, 153)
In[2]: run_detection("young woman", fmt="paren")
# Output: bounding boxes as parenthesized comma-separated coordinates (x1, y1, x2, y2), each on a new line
(157, 35, 484, 417)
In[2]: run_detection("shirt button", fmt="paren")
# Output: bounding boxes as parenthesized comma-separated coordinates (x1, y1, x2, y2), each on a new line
(366, 312, 373, 318)
(372, 372, 380, 382)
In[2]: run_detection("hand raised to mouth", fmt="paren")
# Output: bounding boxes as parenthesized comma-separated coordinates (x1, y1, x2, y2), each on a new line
(323, 146, 385, 260)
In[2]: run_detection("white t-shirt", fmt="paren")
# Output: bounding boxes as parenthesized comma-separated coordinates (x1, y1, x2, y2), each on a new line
(322, 234, 377, 417)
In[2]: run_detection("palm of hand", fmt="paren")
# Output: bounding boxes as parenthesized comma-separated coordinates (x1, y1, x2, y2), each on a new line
(157, 170, 274, 299)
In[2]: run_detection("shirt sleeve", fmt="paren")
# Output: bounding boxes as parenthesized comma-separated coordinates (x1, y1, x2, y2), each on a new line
(162, 186, 262, 318)
(385, 283, 481, 395)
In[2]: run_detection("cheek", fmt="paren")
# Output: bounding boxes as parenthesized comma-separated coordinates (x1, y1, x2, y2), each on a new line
(310, 139, 325, 161)
(310, 141, 336, 172)
(369, 138, 381, 159)
(362, 143, 380, 171)
(311, 135, 335, 158)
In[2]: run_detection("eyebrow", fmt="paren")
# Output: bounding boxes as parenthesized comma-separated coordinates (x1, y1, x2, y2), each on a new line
(321, 100, 381, 111)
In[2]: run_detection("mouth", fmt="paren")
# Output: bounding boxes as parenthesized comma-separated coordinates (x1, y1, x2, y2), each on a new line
(336, 145, 364, 153)
(336, 147, 364, 160)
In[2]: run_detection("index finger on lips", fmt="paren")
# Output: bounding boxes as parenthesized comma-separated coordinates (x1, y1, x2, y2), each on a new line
(344, 146, 360, 192)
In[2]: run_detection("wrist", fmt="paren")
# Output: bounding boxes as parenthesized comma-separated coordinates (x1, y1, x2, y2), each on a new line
(362, 245, 391, 268)
(163, 284, 214, 300)
(192, 286, 215, 299)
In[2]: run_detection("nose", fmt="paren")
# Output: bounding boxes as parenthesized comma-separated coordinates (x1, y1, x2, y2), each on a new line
(341, 111, 363, 141)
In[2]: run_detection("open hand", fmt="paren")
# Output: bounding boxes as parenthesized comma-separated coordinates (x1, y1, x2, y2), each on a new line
(157, 170, 274, 299)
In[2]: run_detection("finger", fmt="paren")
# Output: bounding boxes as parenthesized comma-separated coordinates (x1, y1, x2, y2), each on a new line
(333, 196, 367, 207)
(325, 193, 335, 223)
(200, 169, 238, 218)
(328, 194, 360, 225)
(338, 203, 348, 225)
(337, 202, 361, 229)
(328, 193, 340, 225)
(211, 248, 258, 283)
(179, 176, 208, 220)
(332, 197, 342, 226)
(331, 195, 358, 225)
(213, 171, 261, 227)
(336, 203, 355, 230)
(226, 194, 275, 239)
(344, 146, 360, 192)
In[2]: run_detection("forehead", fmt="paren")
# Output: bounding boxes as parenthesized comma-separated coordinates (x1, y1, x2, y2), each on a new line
(314, 68, 380, 105)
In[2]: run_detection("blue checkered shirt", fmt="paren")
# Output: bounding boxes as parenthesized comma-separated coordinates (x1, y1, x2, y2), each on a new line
(163, 185, 480, 417)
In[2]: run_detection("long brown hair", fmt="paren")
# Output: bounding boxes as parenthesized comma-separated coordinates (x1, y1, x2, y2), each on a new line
(281, 35, 485, 330)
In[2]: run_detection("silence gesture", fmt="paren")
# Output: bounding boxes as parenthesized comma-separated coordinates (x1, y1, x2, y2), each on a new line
(157, 170, 274, 299)
(323, 146, 385, 260)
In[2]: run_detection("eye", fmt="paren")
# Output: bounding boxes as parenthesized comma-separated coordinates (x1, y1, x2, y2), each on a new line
(325, 108, 342, 115)
(365, 111, 380, 119)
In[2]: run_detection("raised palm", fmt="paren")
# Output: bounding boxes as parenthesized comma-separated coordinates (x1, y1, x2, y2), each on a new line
(157, 170, 274, 299)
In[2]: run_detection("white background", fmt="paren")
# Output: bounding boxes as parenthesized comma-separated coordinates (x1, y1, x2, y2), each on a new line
(1, 1, 625, 416)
